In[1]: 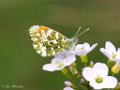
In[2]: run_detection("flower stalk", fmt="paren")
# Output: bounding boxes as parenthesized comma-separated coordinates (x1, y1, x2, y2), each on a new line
(80, 55, 88, 64)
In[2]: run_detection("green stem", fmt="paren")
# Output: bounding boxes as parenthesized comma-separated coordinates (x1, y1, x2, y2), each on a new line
(61, 68, 74, 81)
(69, 65, 80, 78)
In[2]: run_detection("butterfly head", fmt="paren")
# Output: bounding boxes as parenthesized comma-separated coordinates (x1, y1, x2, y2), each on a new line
(67, 27, 90, 50)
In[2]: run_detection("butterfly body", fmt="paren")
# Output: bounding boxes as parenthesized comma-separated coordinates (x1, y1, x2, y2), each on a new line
(29, 25, 77, 57)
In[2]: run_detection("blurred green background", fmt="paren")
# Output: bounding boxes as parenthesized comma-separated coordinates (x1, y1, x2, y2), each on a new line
(0, 0, 120, 90)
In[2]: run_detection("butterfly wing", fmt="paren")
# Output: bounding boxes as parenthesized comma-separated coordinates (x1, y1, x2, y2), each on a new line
(29, 25, 69, 57)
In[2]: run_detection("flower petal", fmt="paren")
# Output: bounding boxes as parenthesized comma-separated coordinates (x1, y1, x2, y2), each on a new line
(105, 41, 116, 54)
(75, 44, 82, 52)
(51, 52, 65, 63)
(64, 54, 76, 66)
(82, 67, 95, 81)
(75, 44, 87, 55)
(103, 76, 118, 88)
(89, 79, 104, 89)
(43, 64, 56, 72)
(83, 43, 90, 50)
(118, 48, 120, 52)
(100, 48, 110, 58)
(88, 43, 98, 53)
(93, 63, 108, 77)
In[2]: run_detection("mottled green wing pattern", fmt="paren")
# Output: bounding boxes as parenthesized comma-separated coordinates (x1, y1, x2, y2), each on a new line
(29, 25, 69, 57)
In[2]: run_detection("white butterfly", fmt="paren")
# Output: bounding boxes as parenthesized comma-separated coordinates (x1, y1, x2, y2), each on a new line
(29, 25, 89, 57)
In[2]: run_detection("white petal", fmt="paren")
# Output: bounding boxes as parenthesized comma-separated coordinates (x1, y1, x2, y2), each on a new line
(100, 48, 110, 58)
(52, 51, 76, 66)
(93, 63, 108, 77)
(88, 43, 98, 53)
(75, 44, 87, 55)
(51, 58, 59, 64)
(64, 54, 76, 66)
(103, 76, 118, 88)
(82, 67, 95, 81)
(116, 60, 120, 64)
(63, 87, 74, 90)
(89, 79, 104, 89)
(83, 43, 90, 50)
(75, 50, 87, 56)
(75, 44, 83, 52)
(51, 52, 65, 63)
(118, 48, 120, 52)
(55, 51, 66, 59)
(116, 50, 120, 61)
(43, 64, 56, 72)
(105, 41, 116, 54)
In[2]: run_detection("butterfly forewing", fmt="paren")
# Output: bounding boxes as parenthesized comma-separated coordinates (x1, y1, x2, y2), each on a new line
(29, 25, 69, 57)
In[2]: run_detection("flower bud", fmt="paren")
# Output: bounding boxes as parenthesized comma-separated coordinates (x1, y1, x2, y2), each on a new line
(64, 81, 72, 87)
(80, 78, 86, 84)
(107, 60, 115, 68)
(89, 61, 94, 67)
(111, 63, 120, 74)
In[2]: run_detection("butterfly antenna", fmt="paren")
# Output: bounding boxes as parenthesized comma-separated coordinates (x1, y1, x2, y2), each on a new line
(76, 28, 90, 38)
(75, 27, 81, 37)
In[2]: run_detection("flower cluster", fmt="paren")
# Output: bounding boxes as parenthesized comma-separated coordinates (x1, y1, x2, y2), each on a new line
(43, 41, 120, 90)
(29, 26, 120, 90)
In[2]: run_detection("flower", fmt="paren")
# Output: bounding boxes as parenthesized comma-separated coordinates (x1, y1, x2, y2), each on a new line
(100, 41, 120, 61)
(75, 43, 98, 56)
(100, 41, 120, 74)
(82, 62, 118, 89)
(63, 87, 74, 90)
(43, 51, 76, 72)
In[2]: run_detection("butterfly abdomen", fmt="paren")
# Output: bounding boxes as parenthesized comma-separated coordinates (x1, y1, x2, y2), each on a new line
(29, 25, 69, 57)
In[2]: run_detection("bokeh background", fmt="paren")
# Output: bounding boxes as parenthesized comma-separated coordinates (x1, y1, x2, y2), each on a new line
(0, 0, 120, 90)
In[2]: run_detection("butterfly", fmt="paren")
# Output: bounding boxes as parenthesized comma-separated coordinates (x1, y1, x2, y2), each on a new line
(29, 25, 89, 57)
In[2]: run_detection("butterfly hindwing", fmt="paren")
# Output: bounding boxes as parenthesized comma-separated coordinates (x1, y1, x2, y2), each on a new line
(29, 25, 70, 57)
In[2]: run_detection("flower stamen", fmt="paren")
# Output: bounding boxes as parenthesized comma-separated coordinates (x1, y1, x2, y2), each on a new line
(95, 75, 103, 84)
(56, 61, 64, 68)
(111, 52, 117, 60)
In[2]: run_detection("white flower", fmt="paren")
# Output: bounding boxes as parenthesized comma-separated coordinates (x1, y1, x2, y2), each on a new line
(75, 43, 98, 56)
(63, 87, 74, 90)
(100, 41, 120, 61)
(82, 62, 118, 89)
(43, 51, 76, 72)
